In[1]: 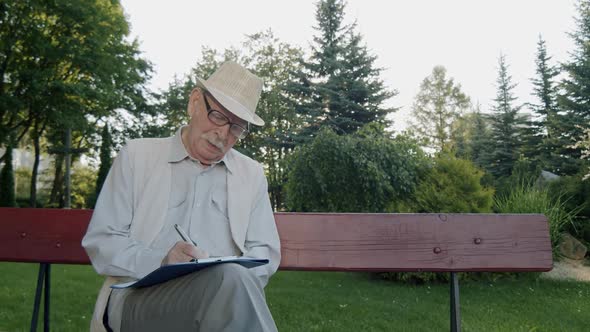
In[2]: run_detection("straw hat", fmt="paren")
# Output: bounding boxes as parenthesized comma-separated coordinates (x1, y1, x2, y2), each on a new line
(196, 61, 265, 126)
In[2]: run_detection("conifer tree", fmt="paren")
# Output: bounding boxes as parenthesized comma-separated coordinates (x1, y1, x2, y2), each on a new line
(488, 55, 525, 178)
(286, 0, 395, 141)
(470, 110, 494, 170)
(528, 36, 562, 173)
(558, 0, 590, 174)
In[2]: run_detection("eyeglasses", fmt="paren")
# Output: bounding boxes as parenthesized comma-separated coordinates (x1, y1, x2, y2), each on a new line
(203, 93, 249, 139)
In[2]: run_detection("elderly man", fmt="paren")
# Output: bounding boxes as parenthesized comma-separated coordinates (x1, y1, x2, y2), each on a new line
(82, 61, 281, 332)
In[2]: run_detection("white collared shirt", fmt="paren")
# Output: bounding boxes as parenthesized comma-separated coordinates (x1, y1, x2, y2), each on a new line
(154, 127, 240, 258)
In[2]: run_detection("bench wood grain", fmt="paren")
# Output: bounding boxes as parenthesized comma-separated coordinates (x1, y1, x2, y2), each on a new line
(0, 208, 552, 272)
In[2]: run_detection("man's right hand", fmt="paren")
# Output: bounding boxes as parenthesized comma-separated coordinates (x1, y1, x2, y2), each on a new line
(161, 241, 209, 266)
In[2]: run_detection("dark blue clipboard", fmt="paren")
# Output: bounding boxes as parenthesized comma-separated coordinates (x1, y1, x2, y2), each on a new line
(111, 256, 269, 289)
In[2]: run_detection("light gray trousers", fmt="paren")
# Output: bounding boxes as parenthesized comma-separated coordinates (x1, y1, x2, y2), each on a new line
(109, 264, 278, 332)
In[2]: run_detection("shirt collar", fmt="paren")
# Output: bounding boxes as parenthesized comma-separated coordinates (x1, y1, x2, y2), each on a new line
(168, 126, 234, 173)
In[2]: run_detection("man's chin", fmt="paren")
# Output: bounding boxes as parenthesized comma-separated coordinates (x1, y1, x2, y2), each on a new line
(205, 150, 226, 163)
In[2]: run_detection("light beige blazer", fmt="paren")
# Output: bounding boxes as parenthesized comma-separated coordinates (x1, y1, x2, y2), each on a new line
(83, 136, 280, 332)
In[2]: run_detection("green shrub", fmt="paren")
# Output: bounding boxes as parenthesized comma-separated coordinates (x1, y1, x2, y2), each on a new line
(381, 155, 497, 283)
(494, 183, 581, 252)
(409, 155, 494, 213)
(494, 157, 541, 198)
(546, 173, 590, 245)
(547, 173, 590, 219)
(286, 126, 427, 212)
(378, 270, 538, 284)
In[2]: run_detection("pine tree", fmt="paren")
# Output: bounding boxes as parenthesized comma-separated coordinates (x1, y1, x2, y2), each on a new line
(529, 36, 562, 173)
(409, 66, 470, 152)
(558, 0, 590, 175)
(488, 55, 525, 178)
(0, 142, 16, 207)
(94, 124, 112, 206)
(324, 29, 396, 134)
(449, 103, 493, 166)
(470, 110, 494, 170)
(286, 0, 395, 141)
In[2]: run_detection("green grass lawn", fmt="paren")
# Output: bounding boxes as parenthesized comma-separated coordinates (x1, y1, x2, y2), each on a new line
(0, 263, 588, 332)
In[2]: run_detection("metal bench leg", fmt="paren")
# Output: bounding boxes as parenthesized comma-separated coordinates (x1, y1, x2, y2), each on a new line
(44, 263, 51, 332)
(450, 272, 461, 332)
(30, 263, 51, 332)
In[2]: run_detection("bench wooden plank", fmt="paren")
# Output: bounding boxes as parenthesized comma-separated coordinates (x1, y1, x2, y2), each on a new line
(0, 208, 553, 272)
(275, 213, 553, 272)
(0, 208, 92, 264)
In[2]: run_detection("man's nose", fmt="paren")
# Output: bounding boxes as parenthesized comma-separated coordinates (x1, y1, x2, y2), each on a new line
(214, 124, 231, 141)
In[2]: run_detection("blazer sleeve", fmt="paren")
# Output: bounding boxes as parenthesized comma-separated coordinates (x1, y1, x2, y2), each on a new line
(82, 143, 168, 279)
(242, 166, 281, 287)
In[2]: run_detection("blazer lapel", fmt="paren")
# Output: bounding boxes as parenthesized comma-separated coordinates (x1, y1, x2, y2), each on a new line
(227, 156, 248, 254)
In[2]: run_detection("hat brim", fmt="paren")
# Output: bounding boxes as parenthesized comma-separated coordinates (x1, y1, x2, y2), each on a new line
(196, 77, 265, 126)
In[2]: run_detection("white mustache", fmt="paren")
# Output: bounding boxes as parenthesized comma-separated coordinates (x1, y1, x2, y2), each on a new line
(204, 134, 225, 150)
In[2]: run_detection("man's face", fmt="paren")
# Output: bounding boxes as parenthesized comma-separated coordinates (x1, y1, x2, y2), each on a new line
(182, 89, 247, 164)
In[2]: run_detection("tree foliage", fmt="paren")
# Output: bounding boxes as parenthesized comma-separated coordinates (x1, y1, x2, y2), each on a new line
(0, 0, 151, 205)
(286, 0, 396, 141)
(285, 125, 427, 212)
(571, 126, 590, 180)
(71, 165, 97, 209)
(152, 30, 304, 210)
(409, 66, 471, 152)
(528, 36, 565, 173)
(558, 0, 590, 174)
(487, 55, 526, 178)
(449, 105, 494, 176)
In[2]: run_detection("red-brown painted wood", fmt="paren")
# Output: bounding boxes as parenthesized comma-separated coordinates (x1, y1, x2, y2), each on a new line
(0, 208, 92, 264)
(275, 213, 553, 272)
(0, 208, 553, 272)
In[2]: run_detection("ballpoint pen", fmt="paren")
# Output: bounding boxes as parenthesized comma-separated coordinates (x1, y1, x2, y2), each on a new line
(174, 224, 198, 247)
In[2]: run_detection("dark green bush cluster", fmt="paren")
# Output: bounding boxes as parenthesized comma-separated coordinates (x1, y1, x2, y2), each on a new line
(286, 125, 428, 212)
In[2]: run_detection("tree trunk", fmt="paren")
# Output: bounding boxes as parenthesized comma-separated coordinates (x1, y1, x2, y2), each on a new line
(29, 118, 47, 208)
(29, 127, 40, 208)
(49, 154, 64, 207)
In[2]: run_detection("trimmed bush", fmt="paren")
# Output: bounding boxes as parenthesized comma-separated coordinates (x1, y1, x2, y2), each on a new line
(286, 126, 427, 212)
(409, 155, 494, 213)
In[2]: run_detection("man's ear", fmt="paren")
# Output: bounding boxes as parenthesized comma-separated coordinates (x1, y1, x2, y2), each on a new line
(188, 88, 202, 117)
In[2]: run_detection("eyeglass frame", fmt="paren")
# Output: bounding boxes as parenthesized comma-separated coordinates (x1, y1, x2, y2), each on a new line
(202, 92, 250, 139)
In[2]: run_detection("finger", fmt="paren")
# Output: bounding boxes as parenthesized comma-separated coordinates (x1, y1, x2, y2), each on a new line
(184, 246, 209, 259)
(170, 251, 194, 264)
(194, 247, 209, 259)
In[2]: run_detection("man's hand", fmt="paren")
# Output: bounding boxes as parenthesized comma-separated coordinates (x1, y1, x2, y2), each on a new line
(161, 241, 209, 266)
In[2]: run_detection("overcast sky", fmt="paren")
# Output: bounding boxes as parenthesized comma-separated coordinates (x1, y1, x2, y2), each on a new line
(120, 0, 578, 131)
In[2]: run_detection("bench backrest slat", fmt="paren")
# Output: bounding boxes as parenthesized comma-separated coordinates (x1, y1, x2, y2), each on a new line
(275, 213, 552, 272)
(0, 208, 553, 272)
(0, 208, 92, 264)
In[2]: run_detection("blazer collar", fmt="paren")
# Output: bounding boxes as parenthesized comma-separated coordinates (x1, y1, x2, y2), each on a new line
(168, 126, 234, 173)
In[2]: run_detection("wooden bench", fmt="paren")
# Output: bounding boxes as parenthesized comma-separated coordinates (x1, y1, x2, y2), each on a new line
(0, 208, 553, 332)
